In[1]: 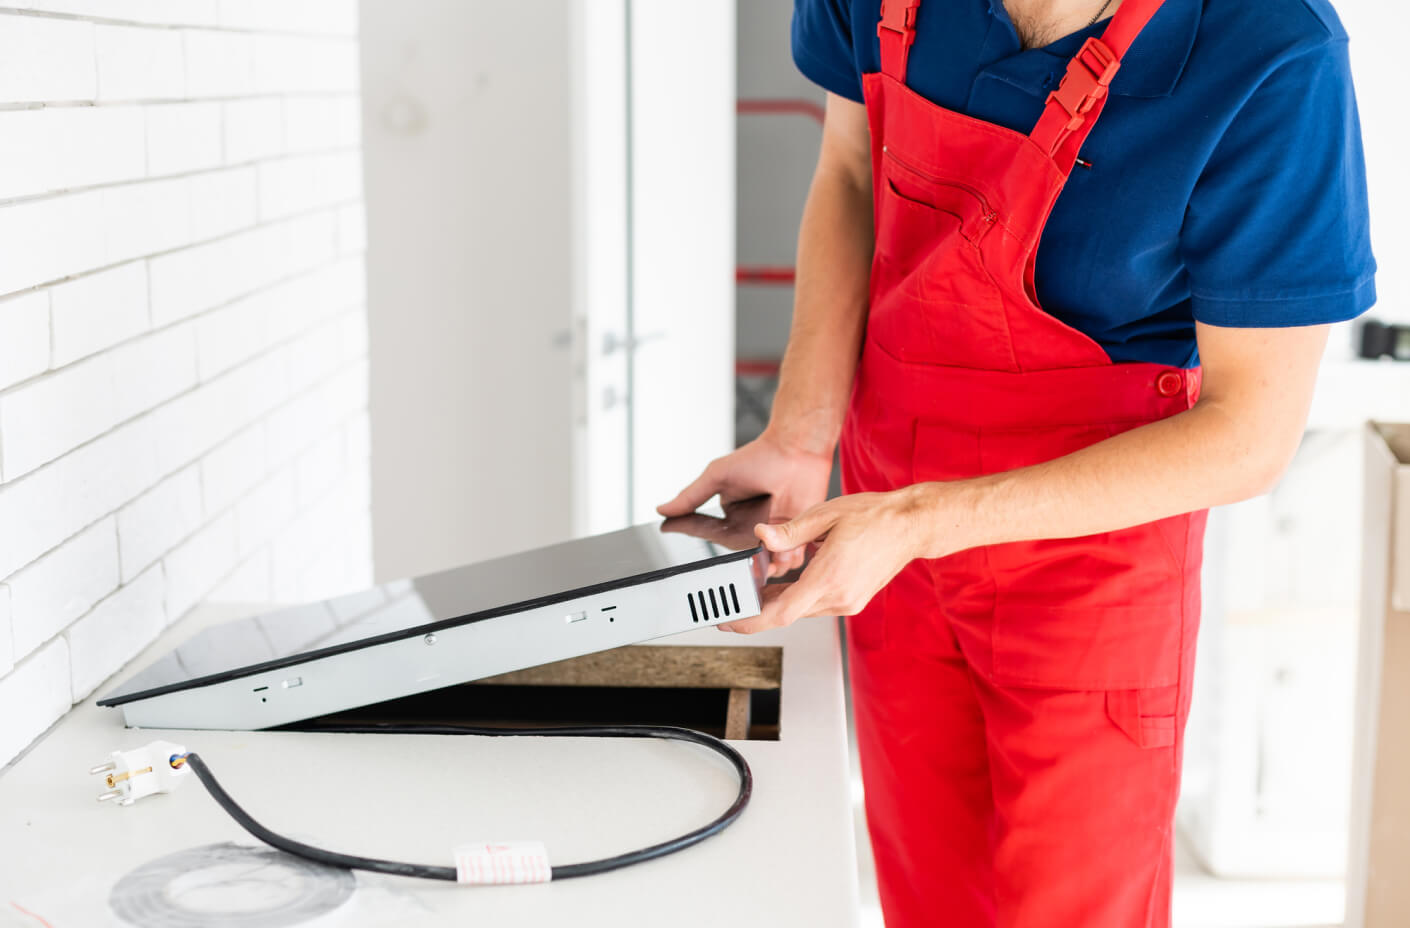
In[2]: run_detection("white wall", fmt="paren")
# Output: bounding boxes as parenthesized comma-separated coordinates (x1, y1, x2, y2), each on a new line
(1338, 0, 1410, 330)
(0, 0, 372, 768)
(359, 0, 577, 579)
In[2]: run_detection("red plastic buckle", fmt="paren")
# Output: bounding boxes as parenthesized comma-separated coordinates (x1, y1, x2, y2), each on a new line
(1045, 37, 1121, 130)
(877, 0, 920, 45)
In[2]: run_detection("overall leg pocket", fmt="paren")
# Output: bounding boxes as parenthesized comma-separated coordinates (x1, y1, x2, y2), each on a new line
(1106, 684, 1179, 749)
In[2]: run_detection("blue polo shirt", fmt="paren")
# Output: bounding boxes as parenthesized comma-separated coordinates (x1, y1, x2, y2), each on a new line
(792, 0, 1377, 367)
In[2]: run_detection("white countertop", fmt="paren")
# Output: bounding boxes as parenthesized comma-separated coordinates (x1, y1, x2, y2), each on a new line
(0, 604, 858, 928)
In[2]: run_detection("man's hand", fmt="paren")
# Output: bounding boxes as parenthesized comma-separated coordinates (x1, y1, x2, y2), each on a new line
(721, 488, 945, 634)
(657, 431, 833, 575)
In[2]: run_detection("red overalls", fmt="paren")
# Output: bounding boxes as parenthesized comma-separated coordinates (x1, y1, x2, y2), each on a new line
(838, 1, 1206, 925)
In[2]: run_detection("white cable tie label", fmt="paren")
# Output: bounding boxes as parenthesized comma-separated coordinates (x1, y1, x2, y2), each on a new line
(453, 841, 552, 884)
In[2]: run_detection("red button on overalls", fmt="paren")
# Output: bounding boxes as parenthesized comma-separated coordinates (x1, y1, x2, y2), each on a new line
(839, 2, 1206, 927)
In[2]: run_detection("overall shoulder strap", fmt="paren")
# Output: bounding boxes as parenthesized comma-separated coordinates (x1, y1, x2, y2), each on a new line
(1029, 0, 1166, 168)
(877, 0, 923, 82)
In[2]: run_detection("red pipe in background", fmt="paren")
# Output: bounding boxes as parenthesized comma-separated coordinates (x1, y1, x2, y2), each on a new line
(735, 98, 823, 385)
(735, 266, 796, 285)
(735, 358, 783, 377)
(736, 98, 826, 125)
(735, 99, 822, 288)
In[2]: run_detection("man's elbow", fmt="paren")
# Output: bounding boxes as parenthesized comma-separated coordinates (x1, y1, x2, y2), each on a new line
(1223, 431, 1304, 504)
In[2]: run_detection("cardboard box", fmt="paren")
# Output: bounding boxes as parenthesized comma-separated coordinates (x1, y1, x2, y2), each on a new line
(1347, 422, 1410, 927)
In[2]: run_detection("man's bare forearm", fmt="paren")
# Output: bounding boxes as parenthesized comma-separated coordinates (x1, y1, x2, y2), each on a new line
(768, 158, 874, 457)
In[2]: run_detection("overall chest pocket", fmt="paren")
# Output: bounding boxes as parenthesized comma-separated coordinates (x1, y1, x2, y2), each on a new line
(871, 148, 1009, 367)
(876, 147, 997, 269)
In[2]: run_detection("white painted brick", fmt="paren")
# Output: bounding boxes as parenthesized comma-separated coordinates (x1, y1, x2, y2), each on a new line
(219, 0, 358, 37)
(48, 107, 148, 193)
(0, 291, 51, 391)
(345, 409, 369, 463)
(287, 316, 344, 395)
(145, 102, 223, 176)
(195, 287, 275, 380)
(31, 2, 222, 27)
(101, 177, 192, 266)
(163, 511, 236, 620)
(283, 209, 337, 276)
(255, 36, 358, 95)
(298, 544, 356, 602)
(0, 639, 72, 769)
(0, 355, 118, 479)
(149, 347, 288, 474)
(189, 167, 258, 240)
(110, 324, 199, 423)
(262, 272, 322, 344)
(338, 307, 368, 364)
(96, 25, 185, 101)
(324, 356, 367, 421)
(1, 323, 199, 479)
(0, 584, 13, 676)
(223, 98, 283, 164)
(148, 222, 289, 325)
(8, 517, 120, 660)
(116, 466, 202, 583)
(0, 417, 161, 580)
(257, 151, 361, 221)
(0, 16, 96, 104)
(262, 259, 363, 347)
(50, 263, 149, 367)
(200, 424, 266, 515)
(271, 486, 343, 599)
(235, 468, 295, 557)
(284, 95, 359, 153)
(183, 29, 254, 98)
(67, 564, 166, 700)
(207, 548, 270, 603)
(0, 192, 104, 296)
(294, 427, 343, 507)
(264, 387, 333, 467)
(0, 109, 142, 200)
(335, 203, 366, 255)
(0, 110, 47, 200)
(318, 254, 366, 307)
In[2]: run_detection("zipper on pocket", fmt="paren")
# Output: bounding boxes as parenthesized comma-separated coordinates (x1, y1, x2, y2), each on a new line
(882, 145, 998, 226)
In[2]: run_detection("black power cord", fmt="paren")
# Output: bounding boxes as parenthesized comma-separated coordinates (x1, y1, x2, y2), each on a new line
(180, 722, 752, 882)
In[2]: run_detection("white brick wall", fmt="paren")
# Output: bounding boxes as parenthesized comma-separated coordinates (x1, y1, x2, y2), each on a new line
(0, 2, 371, 768)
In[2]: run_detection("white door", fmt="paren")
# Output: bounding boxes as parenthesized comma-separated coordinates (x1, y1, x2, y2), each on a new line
(570, 0, 738, 531)
(626, 1, 738, 522)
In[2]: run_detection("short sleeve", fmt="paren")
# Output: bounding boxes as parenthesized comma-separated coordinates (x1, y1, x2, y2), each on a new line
(792, 0, 865, 102)
(1182, 38, 1376, 327)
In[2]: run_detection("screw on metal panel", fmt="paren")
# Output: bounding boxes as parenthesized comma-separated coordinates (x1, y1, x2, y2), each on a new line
(424, 633, 437, 646)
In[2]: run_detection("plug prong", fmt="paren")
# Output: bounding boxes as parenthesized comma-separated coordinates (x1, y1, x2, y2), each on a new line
(97, 790, 123, 802)
(89, 761, 116, 775)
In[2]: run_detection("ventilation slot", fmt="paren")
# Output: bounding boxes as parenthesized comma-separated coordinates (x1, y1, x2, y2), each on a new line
(689, 583, 742, 623)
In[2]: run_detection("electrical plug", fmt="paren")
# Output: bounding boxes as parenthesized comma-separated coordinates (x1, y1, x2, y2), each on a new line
(90, 741, 190, 805)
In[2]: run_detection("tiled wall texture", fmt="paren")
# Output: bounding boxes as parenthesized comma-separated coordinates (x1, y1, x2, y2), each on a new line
(0, 0, 371, 767)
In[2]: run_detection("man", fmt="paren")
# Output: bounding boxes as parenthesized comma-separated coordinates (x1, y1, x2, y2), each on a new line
(659, 0, 1375, 925)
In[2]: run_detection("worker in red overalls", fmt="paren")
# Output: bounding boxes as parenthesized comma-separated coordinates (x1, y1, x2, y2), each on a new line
(662, 0, 1375, 924)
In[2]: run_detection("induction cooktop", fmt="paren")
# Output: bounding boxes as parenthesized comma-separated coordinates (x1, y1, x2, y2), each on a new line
(99, 501, 772, 729)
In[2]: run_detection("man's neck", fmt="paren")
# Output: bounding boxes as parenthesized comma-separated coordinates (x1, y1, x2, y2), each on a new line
(1004, 0, 1122, 50)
